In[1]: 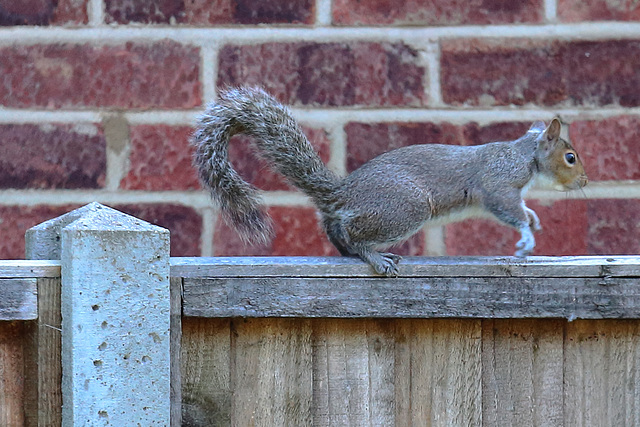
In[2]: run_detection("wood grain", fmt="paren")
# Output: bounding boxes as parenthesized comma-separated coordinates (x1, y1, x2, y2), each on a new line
(171, 277, 182, 427)
(0, 321, 25, 426)
(0, 260, 60, 278)
(231, 318, 313, 427)
(482, 319, 564, 427)
(395, 319, 482, 426)
(564, 320, 640, 427)
(0, 278, 37, 320)
(312, 319, 396, 426)
(181, 318, 231, 427)
(183, 276, 640, 319)
(23, 278, 62, 427)
(171, 255, 640, 278)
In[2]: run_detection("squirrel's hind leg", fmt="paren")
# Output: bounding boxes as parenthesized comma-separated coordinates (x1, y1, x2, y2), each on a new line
(323, 216, 402, 276)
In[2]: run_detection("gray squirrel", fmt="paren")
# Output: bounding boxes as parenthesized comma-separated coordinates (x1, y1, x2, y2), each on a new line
(192, 87, 588, 276)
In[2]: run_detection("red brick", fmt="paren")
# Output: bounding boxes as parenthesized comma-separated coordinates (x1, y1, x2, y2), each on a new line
(387, 231, 427, 256)
(214, 205, 428, 257)
(333, 0, 543, 26)
(105, 0, 313, 25)
(0, 205, 78, 259)
(214, 206, 338, 256)
(121, 125, 200, 191)
(0, 0, 87, 25)
(0, 124, 106, 189)
(445, 199, 588, 256)
(587, 199, 640, 255)
(228, 126, 331, 191)
(116, 204, 202, 256)
(441, 39, 640, 107)
(0, 41, 200, 109)
(569, 117, 640, 181)
(217, 42, 426, 107)
(558, 0, 640, 22)
(345, 121, 529, 172)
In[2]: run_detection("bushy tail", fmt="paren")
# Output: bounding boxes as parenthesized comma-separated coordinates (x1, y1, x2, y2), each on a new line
(192, 87, 341, 244)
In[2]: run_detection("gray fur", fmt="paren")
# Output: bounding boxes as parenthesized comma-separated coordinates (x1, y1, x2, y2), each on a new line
(192, 87, 340, 244)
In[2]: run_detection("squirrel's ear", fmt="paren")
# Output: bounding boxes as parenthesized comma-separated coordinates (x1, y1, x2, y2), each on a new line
(543, 117, 562, 142)
(529, 121, 546, 133)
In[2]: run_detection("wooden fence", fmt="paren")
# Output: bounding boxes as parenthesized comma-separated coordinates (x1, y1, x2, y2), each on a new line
(1, 203, 639, 426)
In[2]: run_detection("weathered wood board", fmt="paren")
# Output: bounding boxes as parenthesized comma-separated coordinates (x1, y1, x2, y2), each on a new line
(182, 276, 640, 319)
(0, 321, 26, 426)
(181, 317, 640, 427)
(0, 279, 37, 321)
(171, 255, 640, 278)
(0, 260, 60, 278)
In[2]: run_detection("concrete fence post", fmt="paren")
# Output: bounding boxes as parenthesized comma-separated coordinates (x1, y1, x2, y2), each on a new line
(26, 202, 172, 426)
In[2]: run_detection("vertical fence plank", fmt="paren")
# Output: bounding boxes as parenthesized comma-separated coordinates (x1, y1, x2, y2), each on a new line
(23, 272, 62, 427)
(312, 319, 397, 426)
(312, 319, 371, 426)
(367, 320, 396, 426)
(482, 319, 564, 427)
(181, 318, 231, 427)
(0, 321, 25, 426)
(171, 277, 183, 427)
(564, 320, 640, 427)
(25, 217, 65, 427)
(34, 278, 62, 427)
(232, 318, 312, 427)
(395, 319, 482, 427)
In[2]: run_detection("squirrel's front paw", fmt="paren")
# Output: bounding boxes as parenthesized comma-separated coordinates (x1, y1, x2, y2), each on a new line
(515, 226, 535, 257)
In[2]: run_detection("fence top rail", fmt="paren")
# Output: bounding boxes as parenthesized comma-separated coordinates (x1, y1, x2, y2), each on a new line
(170, 255, 640, 279)
(3, 256, 639, 280)
(178, 256, 640, 320)
(0, 260, 61, 278)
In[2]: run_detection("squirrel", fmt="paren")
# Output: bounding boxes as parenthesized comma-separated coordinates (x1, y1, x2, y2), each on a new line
(192, 87, 588, 277)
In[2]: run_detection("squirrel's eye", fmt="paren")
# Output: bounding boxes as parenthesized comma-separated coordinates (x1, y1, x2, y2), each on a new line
(565, 152, 576, 165)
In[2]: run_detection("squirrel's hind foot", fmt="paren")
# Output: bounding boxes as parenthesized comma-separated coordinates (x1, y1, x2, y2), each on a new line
(357, 248, 402, 277)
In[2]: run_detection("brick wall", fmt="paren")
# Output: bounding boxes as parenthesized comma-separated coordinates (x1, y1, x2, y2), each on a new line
(1, 0, 639, 259)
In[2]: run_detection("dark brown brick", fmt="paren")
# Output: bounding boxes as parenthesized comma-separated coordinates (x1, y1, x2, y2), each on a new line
(232, 0, 313, 24)
(0, 124, 106, 189)
(0, 205, 78, 259)
(105, 0, 185, 24)
(121, 125, 200, 191)
(227, 126, 331, 191)
(0, 0, 87, 26)
(441, 39, 640, 107)
(217, 42, 427, 107)
(116, 204, 202, 256)
(333, 0, 543, 26)
(558, 0, 640, 22)
(214, 206, 338, 256)
(345, 121, 529, 172)
(587, 199, 640, 255)
(105, 0, 313, 25)
(569, 116, 640, 181)
(0, 41, 200, 109)
(445, 199, 589, 256)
